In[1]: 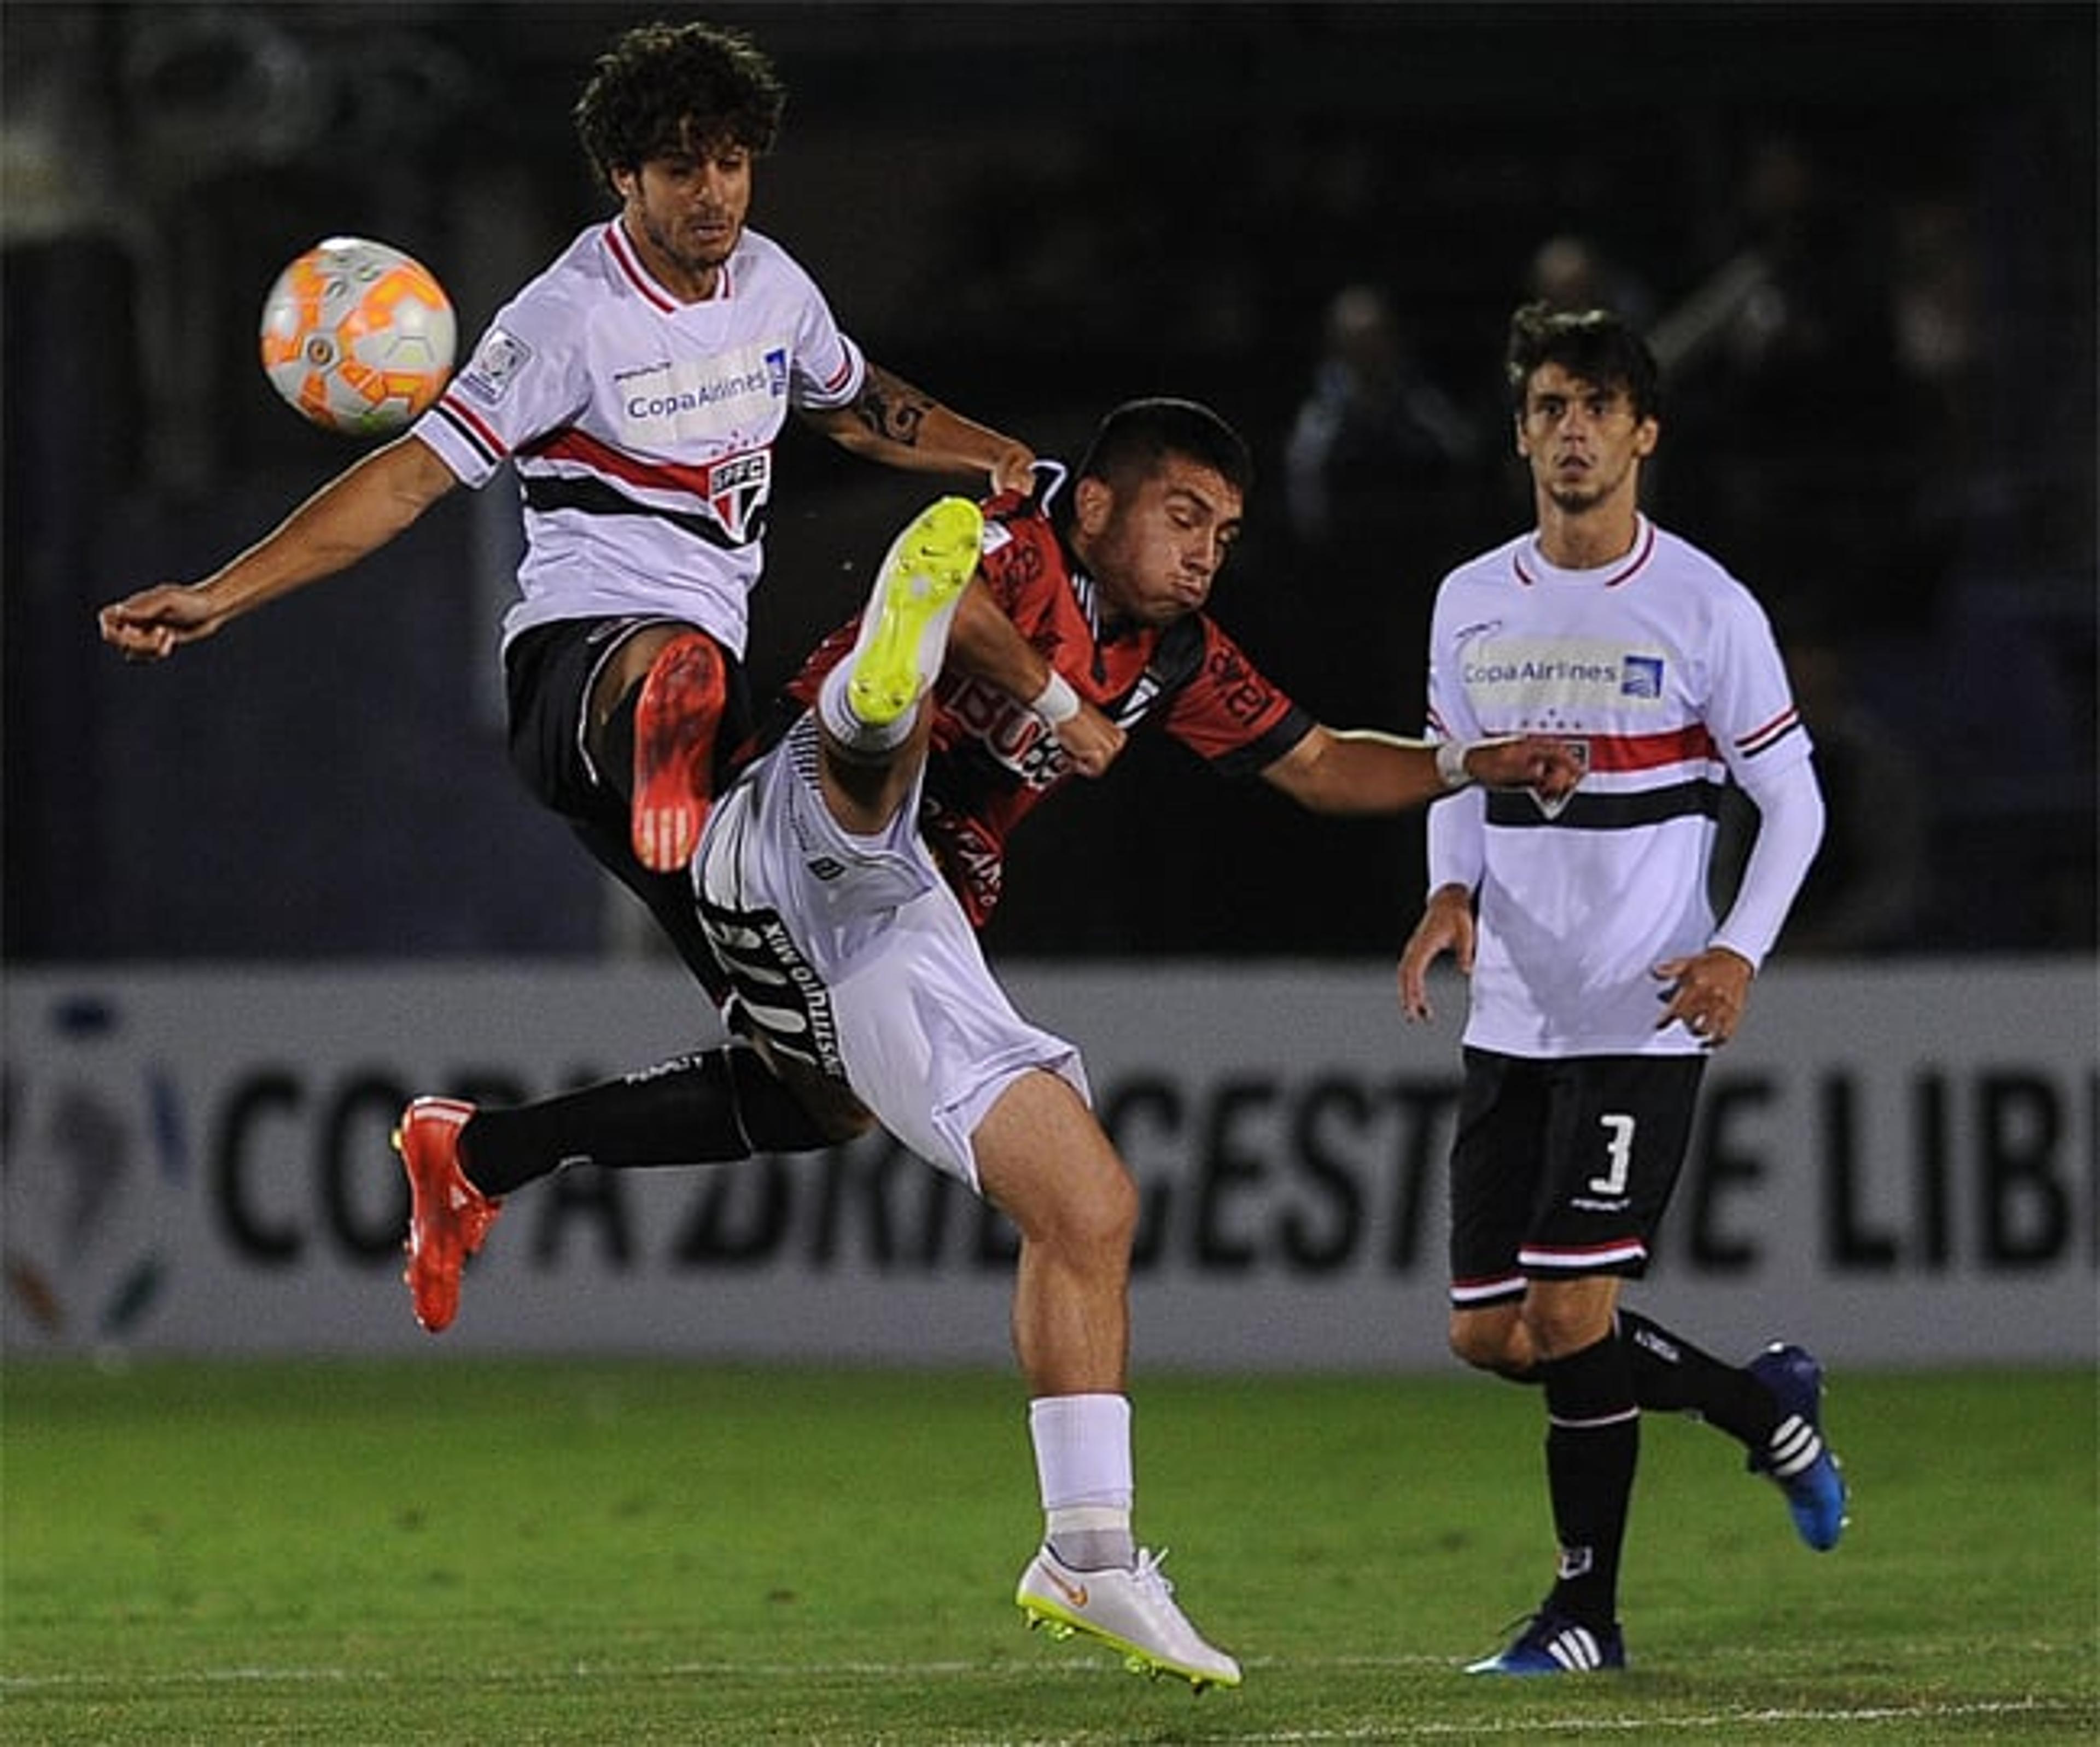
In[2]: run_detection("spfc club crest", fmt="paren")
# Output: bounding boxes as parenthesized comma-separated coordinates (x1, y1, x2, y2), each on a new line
(1535, 737, 1589, 817)
(702, 449, 771, 544)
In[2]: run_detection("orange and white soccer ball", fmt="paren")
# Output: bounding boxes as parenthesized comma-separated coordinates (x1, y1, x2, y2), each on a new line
(259, 236, 456, 436)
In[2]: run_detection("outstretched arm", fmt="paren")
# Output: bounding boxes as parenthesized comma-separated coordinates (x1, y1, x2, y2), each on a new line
(98, 434, 458, 661)
(1259, 723, 1582, 813)
(800, 361, 1036, 495)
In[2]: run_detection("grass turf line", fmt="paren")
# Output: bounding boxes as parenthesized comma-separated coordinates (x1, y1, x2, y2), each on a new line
(4, 1360, 2094, 1744)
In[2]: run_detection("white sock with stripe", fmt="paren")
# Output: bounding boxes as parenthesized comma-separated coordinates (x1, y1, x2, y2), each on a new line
(1029, 1393, 1135, 1571)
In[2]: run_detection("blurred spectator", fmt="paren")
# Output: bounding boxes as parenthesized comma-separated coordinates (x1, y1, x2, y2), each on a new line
(1889, 195, 1980, 416)
(1281, 283, 1482, 721)
(1652, 132, 1917, 631)
(1285, 283, 1479, 551)
(1879, 190, 1986, 604)
(1525, 232, 1654, 330)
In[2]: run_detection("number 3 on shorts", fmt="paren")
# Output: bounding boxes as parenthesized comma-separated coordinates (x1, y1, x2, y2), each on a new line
(1590, 1113, 1636, 1196)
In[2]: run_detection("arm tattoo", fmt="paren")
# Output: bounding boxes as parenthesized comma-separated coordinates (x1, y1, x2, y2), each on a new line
(853, 365, 931, 448)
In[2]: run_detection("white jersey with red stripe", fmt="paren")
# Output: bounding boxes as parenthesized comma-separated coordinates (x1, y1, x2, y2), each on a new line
(1424, 515, 1812, 1057)
(411, 219, 865, 659)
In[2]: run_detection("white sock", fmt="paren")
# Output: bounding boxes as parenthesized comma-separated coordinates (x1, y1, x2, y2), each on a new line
(1030, 1393, 1135, 1570)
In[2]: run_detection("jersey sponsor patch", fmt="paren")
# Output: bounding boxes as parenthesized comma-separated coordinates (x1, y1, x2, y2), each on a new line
(1460, 636, 1670, 712)
(1620, 654, 1665, 698)
(617, 342, 789, 446)
(456, 326, 533, 406)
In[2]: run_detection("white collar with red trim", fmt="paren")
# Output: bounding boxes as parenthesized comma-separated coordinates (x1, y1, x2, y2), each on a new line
(1513, 515, 1657, 589)
(602, 218, 734, 312)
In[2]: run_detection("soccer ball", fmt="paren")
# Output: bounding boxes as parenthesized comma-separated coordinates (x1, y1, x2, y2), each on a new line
(258, 236, 456, 436)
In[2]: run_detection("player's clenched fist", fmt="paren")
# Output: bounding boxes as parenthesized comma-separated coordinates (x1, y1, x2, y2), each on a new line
(1464, 735, 1583, 802)
(98, 585, 224, 662)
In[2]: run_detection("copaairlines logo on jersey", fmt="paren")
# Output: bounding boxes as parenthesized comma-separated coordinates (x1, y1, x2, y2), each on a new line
(1460, 638, 1669, 711)
(618, 344, 790, 443)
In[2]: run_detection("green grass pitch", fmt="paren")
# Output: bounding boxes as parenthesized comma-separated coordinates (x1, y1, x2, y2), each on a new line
(4, 1359, 2093, 1743)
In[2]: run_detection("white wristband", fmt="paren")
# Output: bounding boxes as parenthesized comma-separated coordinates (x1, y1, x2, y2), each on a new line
(1029, 670, 1081, 726)
(1434, 738, 1473, 790)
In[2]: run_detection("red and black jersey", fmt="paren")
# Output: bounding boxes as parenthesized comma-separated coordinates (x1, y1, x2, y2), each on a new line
(778, 482, 1313, 926)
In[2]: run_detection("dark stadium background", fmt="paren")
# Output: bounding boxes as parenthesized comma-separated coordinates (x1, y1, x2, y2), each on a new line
(6, 2, 2092, 963)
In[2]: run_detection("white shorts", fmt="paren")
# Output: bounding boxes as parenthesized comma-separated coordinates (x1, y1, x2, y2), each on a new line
(693, 715, 1088, 1188)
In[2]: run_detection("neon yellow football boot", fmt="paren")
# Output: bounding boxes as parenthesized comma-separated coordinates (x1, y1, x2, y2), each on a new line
(845, 496, 984, 727)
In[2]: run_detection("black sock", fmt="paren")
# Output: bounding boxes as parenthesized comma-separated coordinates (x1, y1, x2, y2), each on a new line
(458, 1043, 829, 1196)
(1617, 1308, 1781, 1450)
(1541, 1333, 1638, 1631)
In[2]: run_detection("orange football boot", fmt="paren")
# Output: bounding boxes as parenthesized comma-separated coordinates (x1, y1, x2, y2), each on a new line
(393, 1096, 501, 1334)
(631, 630, 727, 873)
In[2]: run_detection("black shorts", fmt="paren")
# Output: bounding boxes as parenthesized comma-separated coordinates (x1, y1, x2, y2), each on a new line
(503, 615, 753, 997)
(1447, 1048, 1706, 1308)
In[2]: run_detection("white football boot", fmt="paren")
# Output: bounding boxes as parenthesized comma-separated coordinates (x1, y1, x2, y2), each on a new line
(1016, 1545, 1241, 1691)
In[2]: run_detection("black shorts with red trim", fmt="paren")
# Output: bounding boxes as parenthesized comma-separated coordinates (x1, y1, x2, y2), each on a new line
(1448, 1047, 1706, 1310)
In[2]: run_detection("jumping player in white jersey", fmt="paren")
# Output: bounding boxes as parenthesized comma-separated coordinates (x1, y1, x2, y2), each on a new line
(727, 488, 1253, 1688)
(96, 20, 1033, 989)
(1398, 303, 1848, 1676)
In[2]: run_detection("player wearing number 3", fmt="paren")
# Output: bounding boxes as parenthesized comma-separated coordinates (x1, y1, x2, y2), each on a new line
(1399, 304, 1848, 1676)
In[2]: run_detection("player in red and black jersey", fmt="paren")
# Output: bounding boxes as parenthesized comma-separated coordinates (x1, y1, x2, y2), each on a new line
(774, 460, 1310, 927)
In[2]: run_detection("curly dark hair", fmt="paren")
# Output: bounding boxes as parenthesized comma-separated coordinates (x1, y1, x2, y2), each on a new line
(573, 21, 787, 194)
(1504, 302, 1662, 422)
